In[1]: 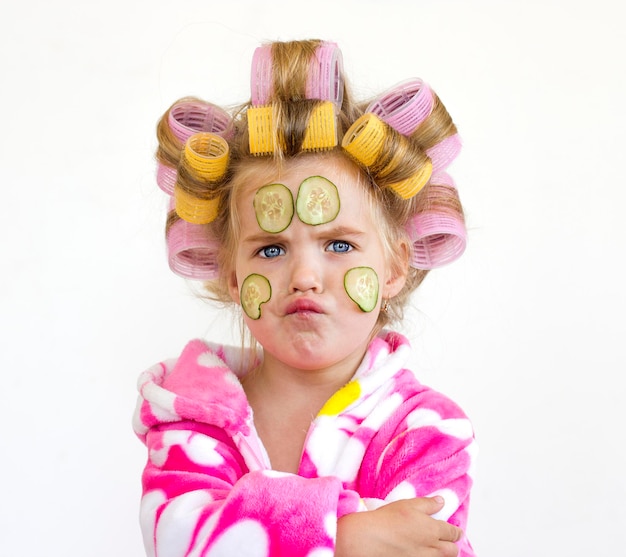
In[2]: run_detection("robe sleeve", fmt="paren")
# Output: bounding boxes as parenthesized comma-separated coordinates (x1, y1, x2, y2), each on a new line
(139, 421, 365, 557)
(134, 341, 366, 557)
(360, 382, 478, 557)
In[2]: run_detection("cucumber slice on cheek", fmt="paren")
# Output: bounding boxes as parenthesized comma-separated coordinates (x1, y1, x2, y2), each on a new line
(241, 274, 272, 320)
(296, 176, 340, 225)
(254, 183, 294, 233)
(344, 267, 379, 313)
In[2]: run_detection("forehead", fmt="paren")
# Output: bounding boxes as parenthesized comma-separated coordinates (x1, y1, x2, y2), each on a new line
(238, 154, 368, 199)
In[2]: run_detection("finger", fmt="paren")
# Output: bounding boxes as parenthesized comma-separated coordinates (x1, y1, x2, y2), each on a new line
(438, 540, 461, 557)
(439, 521, 464, 543)
(411, 495, 446, 515)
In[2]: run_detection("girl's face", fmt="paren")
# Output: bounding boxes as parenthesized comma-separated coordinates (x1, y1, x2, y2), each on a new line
(228, 155, 408, 374)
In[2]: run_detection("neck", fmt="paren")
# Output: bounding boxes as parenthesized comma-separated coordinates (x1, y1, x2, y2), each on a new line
(243, 345, 367, 413)
(240, 343, 370, 474)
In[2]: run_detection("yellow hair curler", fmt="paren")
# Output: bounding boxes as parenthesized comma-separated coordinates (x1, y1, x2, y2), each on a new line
(247, 101, 337, 155)
(247, 106, 276, 156)
(183, 133, 229, 181)
(302, 101, 337, 151)
(387, 159, 432, 199)
(341, 113, 387, 166)
(343, 113, 432, 199)
(173, 132, 228, 224)
(174, 186, 220, 225)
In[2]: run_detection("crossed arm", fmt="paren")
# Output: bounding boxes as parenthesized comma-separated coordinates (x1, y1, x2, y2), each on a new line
(139, 415, 474, 557)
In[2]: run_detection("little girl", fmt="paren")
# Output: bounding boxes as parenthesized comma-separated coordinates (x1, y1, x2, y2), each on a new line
(134, 39, 477, 557)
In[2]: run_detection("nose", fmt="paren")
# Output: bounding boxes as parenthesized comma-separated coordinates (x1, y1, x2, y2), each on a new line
(288, 253, 323, 293)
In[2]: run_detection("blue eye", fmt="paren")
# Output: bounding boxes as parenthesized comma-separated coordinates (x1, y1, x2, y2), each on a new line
(258, 245, 285, 258)
(327, 241, 352, 253)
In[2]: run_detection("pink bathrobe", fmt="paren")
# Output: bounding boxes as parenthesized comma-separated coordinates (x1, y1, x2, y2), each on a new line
(133, 331, 477, 556)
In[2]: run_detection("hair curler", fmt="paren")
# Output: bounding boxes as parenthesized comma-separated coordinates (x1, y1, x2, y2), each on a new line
(157, 100, 233, 195)
(174, 132, 229, 224)
(301, 101, 337, 151)
(305, 41, 344, 108)
(366, 78, 434, 136)
(182, 132, 229, 181)
(250, 44, 274, 107)
(167, 218, 220, 280)
(248, 101, 337, 155)
(405, 173, 466, 269)
(342, 112, 387, 166)
(169, 100, 234, 142)
(250, 41, 344, 107)
(342, 113, 432, 199)
(426, 133, 462, 174)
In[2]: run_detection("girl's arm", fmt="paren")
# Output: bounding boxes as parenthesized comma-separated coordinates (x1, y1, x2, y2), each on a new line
(135, 343, 476, 556)
(335, 385, 478, 557)
(134, 344, 367, 557)
(336, 497, 464, 557)
(139, 420, 366, 557)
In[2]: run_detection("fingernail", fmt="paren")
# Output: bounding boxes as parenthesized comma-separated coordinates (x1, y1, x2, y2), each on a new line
(433, 496, 444, 504)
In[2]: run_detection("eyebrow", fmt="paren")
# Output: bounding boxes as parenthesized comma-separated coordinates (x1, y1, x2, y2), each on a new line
(241, 232, 283, 245)
(242, 225, 366, 245)
(322, 225, 366, 238)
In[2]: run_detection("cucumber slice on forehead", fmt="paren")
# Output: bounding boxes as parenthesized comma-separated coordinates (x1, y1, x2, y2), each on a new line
(254, 183, 294, 233)
(241, 274, 272, 320)
(296, 176, 340, 226)
(344, 267, 379, 313)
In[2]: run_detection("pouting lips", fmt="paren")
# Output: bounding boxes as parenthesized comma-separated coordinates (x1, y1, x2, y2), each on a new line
(285, 299, 324, 315)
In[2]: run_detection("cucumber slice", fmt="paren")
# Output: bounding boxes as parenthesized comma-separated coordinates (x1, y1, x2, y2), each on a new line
(241, 274, 272, 320)
(296, 176, 340, 226)
(254, 183, 294, 233)
(344, 267, 379, 313)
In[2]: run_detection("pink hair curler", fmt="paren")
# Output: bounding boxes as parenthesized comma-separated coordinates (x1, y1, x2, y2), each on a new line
(408, 213, 466, 269)
(166, 218, 220, 280)
(405, 173, 467, 269)
(426, 133, 462, 174)
(250, 45, 273, 107)
(169, 100, 234, 142)
(157, 162, 177, 196)
(305, 41, 344, 108)
(366, 78, 434, 136)
(250, 41, 344, 107)
(157, 100, 234, 195)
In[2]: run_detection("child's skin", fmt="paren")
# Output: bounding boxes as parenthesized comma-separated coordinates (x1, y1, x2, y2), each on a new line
(228, 155, 405, 471)
(336, 496, 464, 557)
(227, 153, 463, 556)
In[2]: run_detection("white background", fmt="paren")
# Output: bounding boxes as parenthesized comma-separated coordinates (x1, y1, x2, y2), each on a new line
(1, 1, 624, 556)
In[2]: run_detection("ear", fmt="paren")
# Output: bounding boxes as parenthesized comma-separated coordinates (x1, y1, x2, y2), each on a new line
(382, 239, 410, 299)
(228, 271, 241, 304)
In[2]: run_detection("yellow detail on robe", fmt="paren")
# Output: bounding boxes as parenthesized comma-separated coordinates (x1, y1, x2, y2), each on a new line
(319, 381, 361, 416)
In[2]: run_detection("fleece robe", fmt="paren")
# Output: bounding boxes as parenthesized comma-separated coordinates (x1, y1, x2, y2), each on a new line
(133, 331, 477, 556)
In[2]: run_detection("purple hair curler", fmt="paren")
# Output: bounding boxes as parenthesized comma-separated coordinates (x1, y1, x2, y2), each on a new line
(405, 173, 467, 270)
(166, 218, 220, 280)
(169, 100, 234, 143)
(366, 78, 434, 136)
(157, 100, 234, 195)
(305, 41, 344, 108)
(426, 133, 462, 174)
(157, 162, 177, 196)
(250, 45, 273, 107)
(250, 41, 344, 107)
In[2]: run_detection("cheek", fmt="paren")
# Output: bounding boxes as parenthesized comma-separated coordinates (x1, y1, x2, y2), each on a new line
(239, 273, 272, 320)
(343, 267, 379, 313)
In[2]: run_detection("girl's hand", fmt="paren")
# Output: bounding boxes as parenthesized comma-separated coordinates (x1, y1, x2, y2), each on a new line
(335, 496, 463, 557)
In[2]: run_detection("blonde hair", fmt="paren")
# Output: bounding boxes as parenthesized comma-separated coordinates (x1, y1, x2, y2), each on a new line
(157, 39, 464, 328)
